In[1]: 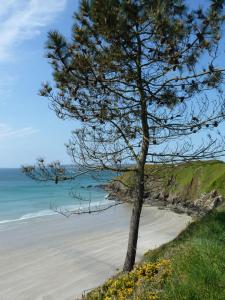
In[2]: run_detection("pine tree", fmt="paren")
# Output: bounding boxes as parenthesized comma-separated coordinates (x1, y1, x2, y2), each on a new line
(24, 0, 225, 271)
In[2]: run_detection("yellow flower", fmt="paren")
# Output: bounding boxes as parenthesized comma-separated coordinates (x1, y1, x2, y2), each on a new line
(85, 259, 171, 300)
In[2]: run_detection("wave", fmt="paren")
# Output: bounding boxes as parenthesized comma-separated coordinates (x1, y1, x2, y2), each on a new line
(0, 197, 113, 225)
(0, 209, 57, 225)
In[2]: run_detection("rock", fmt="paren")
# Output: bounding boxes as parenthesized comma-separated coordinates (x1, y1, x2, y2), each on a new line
(95, 184, 108, 190)
(107, 181, 224, 216)
(158, 192, 165, 201)
(164, 192, 169, 199)
(204, 195, 223, 211)
(144, 191, 150, 198)
(193, 190, 224, 212)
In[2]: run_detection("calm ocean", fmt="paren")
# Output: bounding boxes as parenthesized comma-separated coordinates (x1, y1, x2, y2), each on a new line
(0, 168, 114, 224)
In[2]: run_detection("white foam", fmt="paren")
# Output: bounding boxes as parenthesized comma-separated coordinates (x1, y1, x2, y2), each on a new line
(0, 199, 115, 225)
(0, 210, 56, 224)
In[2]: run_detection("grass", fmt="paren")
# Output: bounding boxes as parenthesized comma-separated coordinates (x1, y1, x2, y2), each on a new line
(84, 260, 171, 300)
(84, 204, 225, 299)
(143, 204, 225, 300)
(117, 160, 225, 201)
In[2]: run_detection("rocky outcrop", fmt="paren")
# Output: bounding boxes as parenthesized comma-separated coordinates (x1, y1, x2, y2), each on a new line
(107, 181, 135, 201)
(193, 190, 224, 212)
(108, 181, 224, 216)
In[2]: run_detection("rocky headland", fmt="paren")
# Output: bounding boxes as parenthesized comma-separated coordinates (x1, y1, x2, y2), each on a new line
(107, 160, 225, 216)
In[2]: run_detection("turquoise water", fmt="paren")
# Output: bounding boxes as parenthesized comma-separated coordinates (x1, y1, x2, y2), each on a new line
(0, 169, 114, 224)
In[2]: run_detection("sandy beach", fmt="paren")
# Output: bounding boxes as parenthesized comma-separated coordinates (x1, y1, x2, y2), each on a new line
(0, 204, 191, 300)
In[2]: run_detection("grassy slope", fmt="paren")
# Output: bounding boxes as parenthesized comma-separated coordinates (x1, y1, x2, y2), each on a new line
(143, 204, 225, 300)
(85, 204, 225, 300)
(118, 160, 225, 201)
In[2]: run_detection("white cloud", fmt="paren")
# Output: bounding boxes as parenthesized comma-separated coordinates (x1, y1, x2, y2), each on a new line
(0, 0, 67, 61)
(0, 123, 38, 139)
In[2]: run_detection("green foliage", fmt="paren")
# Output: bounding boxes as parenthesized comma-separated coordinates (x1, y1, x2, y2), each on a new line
(118, 160, 225, 200)
(39, 0, 225, 166)
(144, 205, 225, 300)
(84, 259, 172, 300)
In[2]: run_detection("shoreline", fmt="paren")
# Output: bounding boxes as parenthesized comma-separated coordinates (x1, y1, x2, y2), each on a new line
(0, 204, 191, 300)
(0, 196, 113, 226)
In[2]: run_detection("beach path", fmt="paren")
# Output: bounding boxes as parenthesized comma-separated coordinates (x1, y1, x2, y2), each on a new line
(0, 205, 191, 300)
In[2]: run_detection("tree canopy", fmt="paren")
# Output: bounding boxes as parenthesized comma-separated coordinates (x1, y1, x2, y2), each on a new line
(36, 0, 225, 172)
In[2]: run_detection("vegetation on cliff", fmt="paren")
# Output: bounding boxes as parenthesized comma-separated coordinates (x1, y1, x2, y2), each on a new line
(85, 259, 171, 300)
(112, 160, 225, 204)
(117, 160, 225, 197)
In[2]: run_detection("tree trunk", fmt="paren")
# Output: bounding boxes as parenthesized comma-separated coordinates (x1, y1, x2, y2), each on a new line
(123, 165, 145, 272)
(123, 29, 149, 272)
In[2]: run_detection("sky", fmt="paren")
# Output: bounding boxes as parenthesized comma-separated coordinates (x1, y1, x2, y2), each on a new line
(0, 0, 79, 167)
(0, 0, 224, 168)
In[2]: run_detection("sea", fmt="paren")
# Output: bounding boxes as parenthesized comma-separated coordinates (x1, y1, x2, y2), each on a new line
(0, 168, 115, 224)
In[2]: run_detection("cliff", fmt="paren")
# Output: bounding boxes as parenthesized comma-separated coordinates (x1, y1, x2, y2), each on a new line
(108, 160, 225, 215)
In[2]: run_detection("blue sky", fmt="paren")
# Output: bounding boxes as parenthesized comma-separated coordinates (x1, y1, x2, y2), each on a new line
(0, 0, 224, 168)
(0, 0, 79, 167)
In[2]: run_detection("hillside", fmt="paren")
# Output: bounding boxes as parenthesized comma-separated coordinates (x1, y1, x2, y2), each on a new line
(109, 160, 225, 215)
(84, 204, 225, 300)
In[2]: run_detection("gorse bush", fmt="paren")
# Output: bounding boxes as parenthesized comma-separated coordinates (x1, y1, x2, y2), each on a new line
(85, 259, 171, 300)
